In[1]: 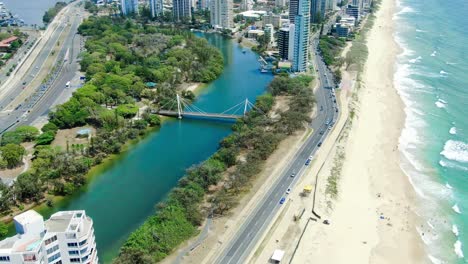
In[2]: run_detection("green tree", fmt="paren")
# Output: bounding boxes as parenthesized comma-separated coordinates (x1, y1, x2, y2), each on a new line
(13, 172, 43, 202)
(0, 221, 8, 238)
(0, 143, 26, 168)
(36, 131, 56, 145)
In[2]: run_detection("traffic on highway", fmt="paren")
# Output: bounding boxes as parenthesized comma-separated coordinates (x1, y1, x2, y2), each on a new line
(216, 35, 340, 264)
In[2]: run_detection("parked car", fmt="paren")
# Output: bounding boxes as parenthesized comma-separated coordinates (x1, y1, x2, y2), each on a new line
(286, 188, 291, 194)
(280, 197, 286, 204)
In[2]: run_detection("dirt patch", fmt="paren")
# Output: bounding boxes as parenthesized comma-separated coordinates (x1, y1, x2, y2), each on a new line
(52, 126, 96, 150)
(270, 96, 291, 119)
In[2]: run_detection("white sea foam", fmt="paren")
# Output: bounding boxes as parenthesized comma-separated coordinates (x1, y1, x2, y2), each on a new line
(440, 70, 449, 75)
(409, 56, 422, 64)
(435, 99, 446, 108)
(439, 159, 468, 172)
(449, 127, 457, 135)
(441, 140, 468, 163)
(446, 62, 457, 65)
(427, 221, 435, 229)
(445, 182, 453, 189)
(428, 255, 444, 264)
(453, 224, 459, 237)
(416, 29, 427, 33)
(454, 240, 464, 258)
(452, 204, 461, 214)
(431, 51, 437, 57)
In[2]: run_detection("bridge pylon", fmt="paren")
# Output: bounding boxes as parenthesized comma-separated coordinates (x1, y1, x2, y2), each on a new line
(244, 98, 249, 116)
(176, 94, 182, 119)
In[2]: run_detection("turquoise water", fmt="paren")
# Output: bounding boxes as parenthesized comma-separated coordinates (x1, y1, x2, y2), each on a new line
(394, 0, 468, 262)
(41, 33, 272, 262)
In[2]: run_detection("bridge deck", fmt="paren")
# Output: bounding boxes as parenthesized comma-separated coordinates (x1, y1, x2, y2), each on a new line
(156, 110, 242, 120)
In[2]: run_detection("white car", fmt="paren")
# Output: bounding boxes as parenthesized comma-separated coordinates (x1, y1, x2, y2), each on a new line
(286, 188, 291, 194)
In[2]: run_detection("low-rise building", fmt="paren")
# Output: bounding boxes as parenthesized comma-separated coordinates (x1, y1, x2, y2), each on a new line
(0, 36, 18, 51)
(247, 29, 265, 39)
(0, 210, 98, 264)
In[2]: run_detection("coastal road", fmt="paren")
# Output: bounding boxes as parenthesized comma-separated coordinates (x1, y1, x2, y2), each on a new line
(214, 41, 339, 264)
(0, 2, 84, 133)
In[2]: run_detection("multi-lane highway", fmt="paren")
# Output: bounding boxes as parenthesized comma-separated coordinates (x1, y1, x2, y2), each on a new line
(0, 2, 84, 133)
(215, 38, 340, 264)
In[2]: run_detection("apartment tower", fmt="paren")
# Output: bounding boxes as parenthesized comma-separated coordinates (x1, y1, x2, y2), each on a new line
(149, 0, 164, 17)
(210, 0, 234, 29)
(0, 210, 98, 264)
(120, 0, 138, 15)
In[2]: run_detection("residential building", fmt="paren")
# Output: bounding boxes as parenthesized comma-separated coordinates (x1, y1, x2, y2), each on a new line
(288, 23, 295, 61)
(346, 4, 360, 22)
(210, 0, 234, 29)
(340, 15, 356, 26)
(120, 0, 138, 15)
(0, 210, 98, 264)
(173, 0, 192, 20)
(310, 0, 324, 23)
(240, 0, 253, 11)
(275, 0, 287, 8)
(247, 29, 265, 39)
(291, 0, 309, 72)
(288, 0, 298, 23)
(264, 24, 275, 45)
(336, 23, 350, 37)
(149, 0, 164, 17)
(326, 0, 335, 11)
(262, 14, 281, 28)
(277, 26, 290, 60)
(0, 36, 18, 51)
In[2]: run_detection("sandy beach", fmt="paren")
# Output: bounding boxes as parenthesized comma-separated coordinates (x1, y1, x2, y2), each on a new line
(293, 0, 426, 262)
(244, 0, 428, 263)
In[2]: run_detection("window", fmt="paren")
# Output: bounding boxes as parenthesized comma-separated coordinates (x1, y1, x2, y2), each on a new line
(80, 247, 88, 254)
(68, 250, 79, 255)
(79, 239, 87, 246)
(22, 254, 37, 261)
(47, 252, 61, 263)
(47, 245, 60, 255)
(0, 256, 10, 262)
(81, 255, 88, 262)
(45, 235, 57, 245)
(67, 242, 78, 247)
(54, 261, 62, 264)
(70, 258, 80, 263)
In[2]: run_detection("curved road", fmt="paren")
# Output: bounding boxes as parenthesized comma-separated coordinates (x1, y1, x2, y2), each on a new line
(215, 39, 339, 264)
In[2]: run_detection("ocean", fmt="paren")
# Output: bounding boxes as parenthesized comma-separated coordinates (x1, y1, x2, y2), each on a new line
(394, 0, 468, 262)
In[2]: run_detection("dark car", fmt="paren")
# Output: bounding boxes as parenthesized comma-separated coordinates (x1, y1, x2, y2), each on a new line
(318, 142, 322, 147)
(280, 197, 286, 204)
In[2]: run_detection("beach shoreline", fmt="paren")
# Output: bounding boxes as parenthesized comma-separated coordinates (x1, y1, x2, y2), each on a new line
(248, 0, 428, 263)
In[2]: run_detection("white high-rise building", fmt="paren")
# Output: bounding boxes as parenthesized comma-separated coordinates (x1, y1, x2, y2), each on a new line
(275, 0, 287, 8)
(149, 0, 164, 17)
(0, 210, 98, 264)
(121, 0, 139, 15)
(210, 0, 234, 29)
(290, 0, 310, 72)
(173, 0, 192, 20)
